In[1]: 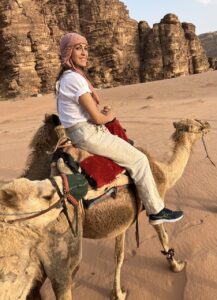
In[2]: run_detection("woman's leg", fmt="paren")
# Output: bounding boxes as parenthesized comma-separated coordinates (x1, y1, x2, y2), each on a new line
(67, 123, 164, 215)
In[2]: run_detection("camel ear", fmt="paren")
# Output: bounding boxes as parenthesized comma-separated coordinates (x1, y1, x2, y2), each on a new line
(44, 113, 52, 122)
(44, 114, 61, 126)
(51, 114, 61, 126)
(0, 189, 19, 208)
(204, 121, 211, 130)
(173, 122, 178, 128)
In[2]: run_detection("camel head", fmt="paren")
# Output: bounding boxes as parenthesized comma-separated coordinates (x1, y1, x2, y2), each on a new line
(172, 119, 211, 144)
(0, 177, 63, 227)
(29, 114, 62, 153)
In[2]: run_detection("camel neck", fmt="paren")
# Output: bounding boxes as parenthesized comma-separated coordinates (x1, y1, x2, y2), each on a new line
(167, 135, 192, 188)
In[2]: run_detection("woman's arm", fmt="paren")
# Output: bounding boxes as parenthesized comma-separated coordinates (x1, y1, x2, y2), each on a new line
(79, 93, 115, 124)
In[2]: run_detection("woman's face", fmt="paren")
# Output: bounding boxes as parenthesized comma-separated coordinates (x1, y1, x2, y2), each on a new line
(70, 43, 88, 68)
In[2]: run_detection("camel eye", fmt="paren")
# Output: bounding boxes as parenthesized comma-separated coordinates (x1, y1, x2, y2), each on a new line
(39, 187, 56, 201)
(42, 193, 54, 201)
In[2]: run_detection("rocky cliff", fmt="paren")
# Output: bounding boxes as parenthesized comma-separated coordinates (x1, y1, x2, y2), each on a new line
(199, 31, 217, 58)
(0, 0, 140, 97)
(0, 2, 209, 98)
(199, 32, 217, 70)
(139, 14, 209, 82)
(79, 0, 140, 88)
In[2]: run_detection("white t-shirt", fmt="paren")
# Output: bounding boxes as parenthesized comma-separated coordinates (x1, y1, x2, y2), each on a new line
(57, 70, 91, 128)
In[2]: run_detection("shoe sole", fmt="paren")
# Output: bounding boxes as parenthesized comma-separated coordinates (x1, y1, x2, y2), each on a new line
(149, 214, 183, 225)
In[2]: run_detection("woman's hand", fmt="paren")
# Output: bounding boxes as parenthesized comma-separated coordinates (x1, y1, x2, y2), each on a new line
(79, 93, 115, 124)
(105, 109, 116, 122)
(101, 106, 115, 122)
(101, 106, 111, 115)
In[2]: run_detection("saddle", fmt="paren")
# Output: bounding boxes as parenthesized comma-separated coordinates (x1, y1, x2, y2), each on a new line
(52, 119, 133, 208)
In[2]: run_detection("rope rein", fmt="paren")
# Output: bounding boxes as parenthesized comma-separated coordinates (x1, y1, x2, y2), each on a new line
(0, 175, 79, 238)
(201, 133, 216, 167)
(2, 199, 63, 224)
(50, 175, 79, 237)
(46, 136, 71, 155)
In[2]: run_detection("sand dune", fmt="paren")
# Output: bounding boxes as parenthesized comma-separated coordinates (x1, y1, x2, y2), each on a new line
(0, 70, 217, 299)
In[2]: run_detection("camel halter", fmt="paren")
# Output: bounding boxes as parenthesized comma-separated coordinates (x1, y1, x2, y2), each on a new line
(0, 174, 79, 237)
(179, 119, 215, 167)
(0, 198, 62, 223)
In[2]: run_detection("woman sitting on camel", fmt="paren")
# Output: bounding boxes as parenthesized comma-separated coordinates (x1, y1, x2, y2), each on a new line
(56, 32, 183, 225)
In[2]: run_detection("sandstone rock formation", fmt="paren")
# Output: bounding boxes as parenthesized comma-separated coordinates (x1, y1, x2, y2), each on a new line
(139, 14, 209, 82)
(199, 32, 217, 70)
(208, 57, 217, 70)
(0, 0, 140, 98)
(79, 0, 140, 88)
(199, 31, 217, 58)
(0, 3, 209, 98)
(0, 0, 61, 97)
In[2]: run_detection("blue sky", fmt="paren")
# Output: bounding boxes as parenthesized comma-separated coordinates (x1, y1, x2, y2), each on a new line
(122, 0, 217, 34)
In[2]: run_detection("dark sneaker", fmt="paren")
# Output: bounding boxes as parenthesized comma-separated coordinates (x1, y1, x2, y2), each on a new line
(149, 208, 183, 225)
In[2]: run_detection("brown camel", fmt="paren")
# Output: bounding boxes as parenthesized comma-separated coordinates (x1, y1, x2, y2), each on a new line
(22, 115, 210, 300)
(0, 176, 82, 300)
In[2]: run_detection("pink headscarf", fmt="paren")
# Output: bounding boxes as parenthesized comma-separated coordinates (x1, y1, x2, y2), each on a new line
(60, 32, 100, 104)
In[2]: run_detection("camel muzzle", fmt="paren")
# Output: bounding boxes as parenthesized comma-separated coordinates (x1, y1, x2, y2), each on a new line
(194, 119, 211, 134)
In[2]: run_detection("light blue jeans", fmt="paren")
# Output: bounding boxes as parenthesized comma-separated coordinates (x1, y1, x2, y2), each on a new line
(66, 122, 164, 215)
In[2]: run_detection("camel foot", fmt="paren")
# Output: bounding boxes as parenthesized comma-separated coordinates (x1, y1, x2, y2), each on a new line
(169, 259, 186, 273)
(161, 248, 186, 273)
(110, 288, 127, 300)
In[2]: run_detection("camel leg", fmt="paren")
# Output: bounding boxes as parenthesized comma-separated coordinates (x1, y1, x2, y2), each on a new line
(153, 224, 186, 272)
(51, 282, 72, 300)
(45, 258, 78, 300)
(111, 233, 127, 300)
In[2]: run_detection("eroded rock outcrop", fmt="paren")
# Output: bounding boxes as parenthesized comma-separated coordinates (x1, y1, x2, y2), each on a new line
(0, 0, 79, 97)
(199, 31, 217, 70)
(139, 14, 209, 82)
(199, 31, 217, 58)
(0, 0, 140, 97)
(0, 4, 209, 98)
(79, 0, 140, 88)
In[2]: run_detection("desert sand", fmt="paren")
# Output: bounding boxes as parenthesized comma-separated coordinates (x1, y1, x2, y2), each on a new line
(0, 70, 217, 299)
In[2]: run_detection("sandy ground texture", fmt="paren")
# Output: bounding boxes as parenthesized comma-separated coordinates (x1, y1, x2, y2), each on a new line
(0, 70, 217, 299)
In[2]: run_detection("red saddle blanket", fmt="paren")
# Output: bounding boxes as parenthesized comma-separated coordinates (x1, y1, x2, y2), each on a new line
(80, 119, 129, 188)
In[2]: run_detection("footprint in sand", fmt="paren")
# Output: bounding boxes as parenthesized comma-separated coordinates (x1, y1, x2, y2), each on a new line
(0, 120, 11, 124)
(145, 95, 154, 100)
(200, 83, 215, 88)
(0, 130, 9, 134)
(140, 105, 151, 109)
(181, 219, 204, 232)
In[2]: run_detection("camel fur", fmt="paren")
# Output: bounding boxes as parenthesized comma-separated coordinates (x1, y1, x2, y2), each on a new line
(0, 177, 82, 300)
(21, 114, 210, 300)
